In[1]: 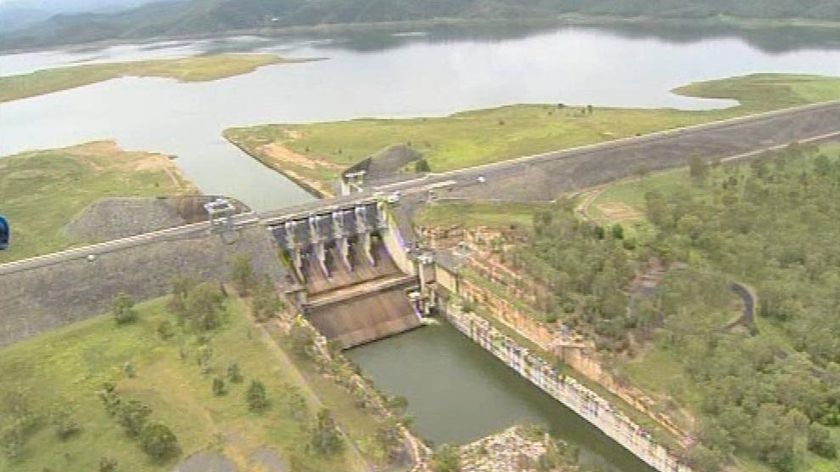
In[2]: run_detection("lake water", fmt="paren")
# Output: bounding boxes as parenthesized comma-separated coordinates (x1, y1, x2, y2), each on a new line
(2, 23, 840, 210)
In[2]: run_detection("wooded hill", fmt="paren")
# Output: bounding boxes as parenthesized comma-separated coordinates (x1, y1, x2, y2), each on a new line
(4, 0, 840, 51)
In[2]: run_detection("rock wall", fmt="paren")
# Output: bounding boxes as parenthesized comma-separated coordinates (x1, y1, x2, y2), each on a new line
(0, 224, 286, 347)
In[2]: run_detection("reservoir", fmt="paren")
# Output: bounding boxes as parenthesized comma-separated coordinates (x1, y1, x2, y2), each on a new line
(3, 22, 840, 471)
(2, 23, 840, 210)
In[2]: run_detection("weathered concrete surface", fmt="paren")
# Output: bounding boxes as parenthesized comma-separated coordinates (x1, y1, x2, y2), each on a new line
(249, 447, 286, 472)
(172, 451, 236, 472)
(0, 224, 285, 347)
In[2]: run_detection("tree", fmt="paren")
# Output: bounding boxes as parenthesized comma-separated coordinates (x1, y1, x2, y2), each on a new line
(230, 254, 255, 295)
(310, 408, 344, 455)
(687, 444, 724, 472)
(112, 292, 138, 324)
(252, 275, 282, 321)
(246, 380, 268, 412)
(140, 423, 179, 462)
(807, 423, 837, 459)
(185, 283, 225, 331)
(116, 399, 151, 437)
(431, 444, 461, 472)
(415, 158, 431, 173)
(212, 377, 226, 396)
(611, 223, 624, 240)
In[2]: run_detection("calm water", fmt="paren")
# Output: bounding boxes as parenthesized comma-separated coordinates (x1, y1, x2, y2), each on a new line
(346, 322, 652, 472)
(2, 24, 840, 210)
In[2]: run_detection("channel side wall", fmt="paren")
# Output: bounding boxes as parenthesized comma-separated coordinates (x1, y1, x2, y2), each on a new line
(443, 305, 692, 472)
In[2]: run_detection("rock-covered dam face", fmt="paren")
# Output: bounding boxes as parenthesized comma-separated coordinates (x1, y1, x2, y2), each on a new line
(270, 200, 423, 349)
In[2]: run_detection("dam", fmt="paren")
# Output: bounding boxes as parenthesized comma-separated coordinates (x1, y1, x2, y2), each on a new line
(266, 196, 685, 472)
(269, 198, 426, 349)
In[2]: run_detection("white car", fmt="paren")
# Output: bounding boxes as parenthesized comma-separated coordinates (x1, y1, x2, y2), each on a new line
(476, 176, 486, 184)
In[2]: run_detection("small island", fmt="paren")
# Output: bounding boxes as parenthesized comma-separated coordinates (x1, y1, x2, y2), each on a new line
(0, 53, 315, 103)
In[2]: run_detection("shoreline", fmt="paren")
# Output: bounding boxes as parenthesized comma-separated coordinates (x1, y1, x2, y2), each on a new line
(3, 14, 840, 56)
(224, 136, 331, 200)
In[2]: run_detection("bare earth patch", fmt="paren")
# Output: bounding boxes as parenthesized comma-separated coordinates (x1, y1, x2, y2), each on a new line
(595, 201, 643, 222)
(258, 142, 341, 171)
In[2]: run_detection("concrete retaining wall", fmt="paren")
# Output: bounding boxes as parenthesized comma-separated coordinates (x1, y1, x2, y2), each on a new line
(443, 306, 692, 472)
(381, 209, 415, 276)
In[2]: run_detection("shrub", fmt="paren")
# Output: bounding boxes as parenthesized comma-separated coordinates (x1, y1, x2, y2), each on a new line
(431, 444, 461, 472)
(51, 410, 80, 441)
(99, 456, 118, 472)
(227, 362, 243, 383)
(807, 423, 837, 459)
(112, 292, 138, 325)
(246, 380, 268, 412)
(140, 423, 179, 462)
(415, 159, 431, 173)
(116, 400, 151, 437)
(230, 254, 255, 295)
(212, 377, 227, 396)
(310, 408, 344, 455)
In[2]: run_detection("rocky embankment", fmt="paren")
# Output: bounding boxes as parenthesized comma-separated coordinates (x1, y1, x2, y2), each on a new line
(0, 224, 287, 347)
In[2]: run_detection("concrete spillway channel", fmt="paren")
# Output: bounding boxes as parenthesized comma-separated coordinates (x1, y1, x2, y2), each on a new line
(271, 202, 423, 349)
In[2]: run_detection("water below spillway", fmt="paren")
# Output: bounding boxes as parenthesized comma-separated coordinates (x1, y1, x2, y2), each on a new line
(346, 321, 653, 472)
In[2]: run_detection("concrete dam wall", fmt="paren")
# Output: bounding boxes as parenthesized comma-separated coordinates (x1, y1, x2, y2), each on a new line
(270, 201, 423, 349)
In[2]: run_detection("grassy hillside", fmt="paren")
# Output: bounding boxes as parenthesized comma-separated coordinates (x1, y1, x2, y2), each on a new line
(224, 73, 840, 191)
(0, 53, 302, 103)
(0, 141, 195, 263)
(4, 0, 840, 51)
(0, 295, 376, 472)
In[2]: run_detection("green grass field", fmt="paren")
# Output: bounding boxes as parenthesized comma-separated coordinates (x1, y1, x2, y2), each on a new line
(0, 53, 305, 103)
(414, 201, 547, 230)
(0, 141, 195, 263)
(0, 296, 376, 472)
(224, 74, 840, 190)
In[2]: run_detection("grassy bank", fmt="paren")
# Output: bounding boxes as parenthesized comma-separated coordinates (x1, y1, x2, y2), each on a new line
(224, 74, 840, 192)
(0, 295, 374, 472)
(0, 53, 307, 103)
(0, 141, 195, 263)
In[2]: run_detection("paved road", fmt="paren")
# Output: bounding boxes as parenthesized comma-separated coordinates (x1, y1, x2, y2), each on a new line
(0, 213, 260, 276)
(3, 100, 840, 274)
